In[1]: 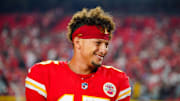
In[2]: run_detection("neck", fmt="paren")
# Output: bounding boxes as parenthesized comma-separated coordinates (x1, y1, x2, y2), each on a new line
(68, 54, 95, 75)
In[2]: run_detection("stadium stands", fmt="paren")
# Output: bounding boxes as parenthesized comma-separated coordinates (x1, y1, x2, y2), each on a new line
(0, 10, 179, 100)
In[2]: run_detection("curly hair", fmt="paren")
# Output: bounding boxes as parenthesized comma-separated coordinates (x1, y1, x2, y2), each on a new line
(67, 6, 115, 42)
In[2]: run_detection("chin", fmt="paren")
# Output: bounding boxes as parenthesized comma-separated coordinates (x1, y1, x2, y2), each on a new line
(91, 61, 101, 68)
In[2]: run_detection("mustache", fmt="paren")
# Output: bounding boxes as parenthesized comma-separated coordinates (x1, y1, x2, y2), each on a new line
(93, 51, 106, 57)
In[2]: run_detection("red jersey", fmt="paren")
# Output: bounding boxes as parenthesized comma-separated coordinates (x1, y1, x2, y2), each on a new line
(25, 60, 131, 101)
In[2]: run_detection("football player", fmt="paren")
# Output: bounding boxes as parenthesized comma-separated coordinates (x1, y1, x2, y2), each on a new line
(25, 6, 131, 101)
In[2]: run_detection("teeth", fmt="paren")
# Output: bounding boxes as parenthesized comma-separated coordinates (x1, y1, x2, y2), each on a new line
(96, 55, 103, 60)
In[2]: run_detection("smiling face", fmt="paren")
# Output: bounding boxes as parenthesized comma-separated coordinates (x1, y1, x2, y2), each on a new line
(78, 38, 109, 68)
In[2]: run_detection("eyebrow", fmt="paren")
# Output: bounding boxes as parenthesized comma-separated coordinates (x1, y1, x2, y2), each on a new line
(94, 39, 109, 42)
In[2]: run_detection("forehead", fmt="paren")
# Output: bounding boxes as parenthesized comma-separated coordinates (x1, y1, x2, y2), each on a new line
(82, 39, 109, 43)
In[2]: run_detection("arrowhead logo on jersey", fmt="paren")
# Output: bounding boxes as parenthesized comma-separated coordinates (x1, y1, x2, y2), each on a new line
(103, 82, 116, 97)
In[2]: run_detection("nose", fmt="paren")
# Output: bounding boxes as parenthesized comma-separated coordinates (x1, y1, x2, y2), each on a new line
(99, 43, 108, 56)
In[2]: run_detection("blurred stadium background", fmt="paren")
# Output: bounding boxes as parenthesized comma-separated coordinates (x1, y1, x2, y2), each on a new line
(0, 0, 180, 101)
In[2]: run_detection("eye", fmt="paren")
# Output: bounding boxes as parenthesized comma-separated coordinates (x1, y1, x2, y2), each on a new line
(96, 41, 101, 46)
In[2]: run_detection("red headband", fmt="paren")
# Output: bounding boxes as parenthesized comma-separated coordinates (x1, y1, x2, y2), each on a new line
(72, 25, 110, 41)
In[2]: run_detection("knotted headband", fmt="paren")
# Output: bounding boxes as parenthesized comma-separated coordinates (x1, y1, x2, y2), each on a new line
(72, 25, 110, 41)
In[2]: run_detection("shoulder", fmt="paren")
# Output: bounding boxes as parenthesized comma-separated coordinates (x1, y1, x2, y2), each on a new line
(26, 60, 66, 86)
(101, 65, 129, 79)
(102, 65, 123, 73)
(25, 60, 64, 99)
(28, 60, 65, 74)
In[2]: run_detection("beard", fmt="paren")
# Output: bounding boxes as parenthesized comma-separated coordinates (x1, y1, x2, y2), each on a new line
(90, 61, 101, 73)
(92, 61, 101, 67)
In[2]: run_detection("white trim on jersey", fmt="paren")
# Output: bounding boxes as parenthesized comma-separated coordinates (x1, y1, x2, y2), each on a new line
(115, 87, 131, 101)
(25, 77, 47, 98)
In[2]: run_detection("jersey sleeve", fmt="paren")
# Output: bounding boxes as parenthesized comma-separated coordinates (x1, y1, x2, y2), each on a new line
(115, 73, 131, 101)
(25, 63, 48, 101)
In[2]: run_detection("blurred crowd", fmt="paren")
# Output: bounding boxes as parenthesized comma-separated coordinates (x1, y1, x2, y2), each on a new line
(0, 10, 179, 100)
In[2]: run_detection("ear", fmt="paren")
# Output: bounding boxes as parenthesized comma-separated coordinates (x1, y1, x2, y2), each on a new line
(73, 37, 81, 49)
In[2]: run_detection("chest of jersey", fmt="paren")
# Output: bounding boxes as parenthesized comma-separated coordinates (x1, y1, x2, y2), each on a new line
(46, 65, 118, 101)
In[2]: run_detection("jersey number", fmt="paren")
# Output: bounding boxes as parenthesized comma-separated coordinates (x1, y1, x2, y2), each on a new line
(58, 94, 110, 101)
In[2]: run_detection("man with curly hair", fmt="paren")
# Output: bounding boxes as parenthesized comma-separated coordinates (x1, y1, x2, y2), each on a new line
(25, 7, 131, 101)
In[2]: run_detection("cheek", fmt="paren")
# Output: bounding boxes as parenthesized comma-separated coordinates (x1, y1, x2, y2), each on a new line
(80, 45, 92, 56)
(81, 42, 98, 56)
(83, 47, 97, 58)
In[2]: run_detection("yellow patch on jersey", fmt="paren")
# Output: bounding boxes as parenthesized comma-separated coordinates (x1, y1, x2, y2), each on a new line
(103, 65, 123, 73)
(38, 60, 59, 65)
